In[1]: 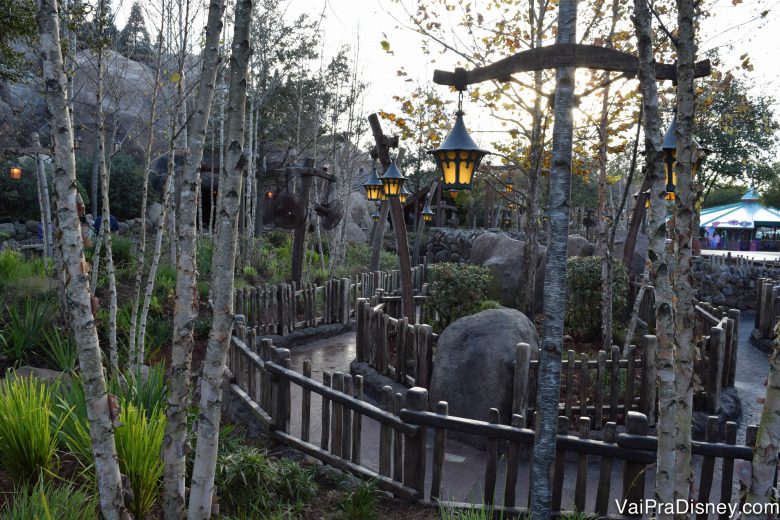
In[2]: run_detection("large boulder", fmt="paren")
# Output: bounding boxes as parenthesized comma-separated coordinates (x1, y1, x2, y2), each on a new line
(430, 308, 539, 434)
(567, 234, 595, 257)
(613, 229, 650, 276)
(347, 191, 372, 231)
(146, 202, 164, 229)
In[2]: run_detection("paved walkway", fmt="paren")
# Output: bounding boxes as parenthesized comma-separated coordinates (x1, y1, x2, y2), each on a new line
(734, 311, 770, 444)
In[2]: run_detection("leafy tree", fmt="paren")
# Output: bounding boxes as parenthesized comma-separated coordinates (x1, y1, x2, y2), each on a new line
(117, 2, 151, 62)
(696, 73, 779, 194)
(0, 0, 36, 81)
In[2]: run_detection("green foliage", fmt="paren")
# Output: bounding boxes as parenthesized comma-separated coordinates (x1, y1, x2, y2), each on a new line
(194, 316, 212, 339)
(477, 300, 502, 312)
(114, 403, 166, 518)
(111, 235, 134, 269)
(0, 0, 37, 82)
(427, 262, 494, 331)
(41, 330, 79, 372)
(565, 256, 628, 342)
(155, 263, 177, 301)
(0, 249, 48, 288)
(1, 298, 52, 364)
(144, 315, 172, 359)
(108, 364, 167, 418)
(0, 480, 97, 520)
(439, 503, 506, 520)
(76, 153, 146, 220)
(215, 446, 316, 516)
(0, 374, 60, 483)
(198, 237, 214, 280)
(337, 480, 379, 520)
(703, 185, 745, 208)
(336, 242, 398, 277)
(116, 1, 151, 61)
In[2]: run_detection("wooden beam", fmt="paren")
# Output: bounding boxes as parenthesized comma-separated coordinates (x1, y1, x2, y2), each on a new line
(269, 166, 337, 183)
(433, 44, 711, 87)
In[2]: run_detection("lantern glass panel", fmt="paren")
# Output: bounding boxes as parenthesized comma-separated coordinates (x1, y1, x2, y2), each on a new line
(8, 166, 22, 180)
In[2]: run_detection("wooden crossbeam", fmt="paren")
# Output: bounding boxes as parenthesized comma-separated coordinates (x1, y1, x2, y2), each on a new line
(433, 44, 711, 88)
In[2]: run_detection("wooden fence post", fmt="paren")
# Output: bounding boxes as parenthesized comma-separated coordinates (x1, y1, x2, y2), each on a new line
(430, 401, 448, 501)
(610, 346, 620, 422)
(484, 408, 500, 506)
(595, 422, 617, 514)
(342, 374, 353, 460)
(595, 350, 606, 429)
(403, 387, 428, 498)
(574, 416, 591, 512)
(624, 345, 636, 416)
(301, 359, 311, 443)
(351, 375, 363, 465)
(356, 298, 366, 362)
(416, 324, 433, 388)
(503, 414, 524, 508)
(393, 393, 404, 483)
(379, 386, 393, 477)
(342, 278, 351, 324)
(727, 309, 740, 387)
(706, 326, 724, 414)
(640, 335, 657, 426)
(331, 372, 344, 458)
(579, 353, 590, 421)
(622, 412, 648, 516)
(396, 317, 408, 384)
(551, 416, 569, 512)
(512, 343, 532, 426)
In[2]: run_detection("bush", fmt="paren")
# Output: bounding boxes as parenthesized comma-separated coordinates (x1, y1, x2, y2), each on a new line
(111, 235, 134, 269)
(565, 256, 628, 342)
(427, 262, 494, 331)
(1, 298, 53, 364)
(114, 403, 166, 518)
(0, 374, 60, 482)
(0, 480, 97, 520)
(215, 447, 316, 515)
(76, 153, 147, 220)
(336, 242, 397, 277)
(338, 479, 379, 520)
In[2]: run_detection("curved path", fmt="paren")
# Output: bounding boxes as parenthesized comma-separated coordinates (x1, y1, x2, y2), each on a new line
(734, 311, 770, 444)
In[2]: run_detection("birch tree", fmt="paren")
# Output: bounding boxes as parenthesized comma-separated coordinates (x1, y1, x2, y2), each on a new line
(163, 0, 225, 515)
(744, 319, 780, 519)
(530, 1, 576, 518)
(673, 0, 697, 510)
(632, 0, 676, 513)
(36, 0, 126, 516)
(187, 0, 253, 514)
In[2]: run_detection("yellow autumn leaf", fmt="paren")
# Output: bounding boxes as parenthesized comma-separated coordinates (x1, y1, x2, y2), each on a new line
(169, 71, 181, 83)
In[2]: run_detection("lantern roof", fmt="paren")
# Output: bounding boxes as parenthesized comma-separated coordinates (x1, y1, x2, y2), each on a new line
(363, 166, 383, 187)
(428, 111, 490, 156)
(381, 161, 406, 182)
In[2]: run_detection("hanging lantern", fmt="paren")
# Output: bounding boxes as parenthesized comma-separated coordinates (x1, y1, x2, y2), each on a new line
(8, 164, 22, 180)
(379, 160, 406, 197)
(363, 165, 384, 202)
(265, 190, 275, 199)
(371, 204, 381, 222)
(399, 184, 411, 204)
(504, 177, 514, 193)
(421, 202, 434, 222)
(74, 135, 83, 150)
(428, 104, 490, 190)
(449, 189, 459, 200)
(501, 211, 512, 228)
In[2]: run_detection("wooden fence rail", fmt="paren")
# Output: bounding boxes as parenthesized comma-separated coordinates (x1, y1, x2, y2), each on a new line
(754, 277, 780, 340)
(225, 326, 765, 518)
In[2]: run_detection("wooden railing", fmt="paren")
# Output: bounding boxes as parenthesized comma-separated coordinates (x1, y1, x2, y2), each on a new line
(234, 264, 429, 336)
(225, 322, 765, 517)
(754, 277, 780, 340)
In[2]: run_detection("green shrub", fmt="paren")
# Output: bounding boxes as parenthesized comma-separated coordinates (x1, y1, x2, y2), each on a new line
(108, 364, 167, 418)
(565, 256, 628, 342)
(0, 374, 60, 482)
(427, 262, 494, 331)
(145, 315, 172, 359)
(42, 329, 79, 372)
(155, 263, 177, 300)
(1, 298, 52, 364)
(111, 235, 134, 269)
(114, 403, 166, 518)
(338, 479, 379, 520)
(0, 480, 97, 520)
(76, 153, 146, 220)
(198, 237, 214, 279)
(215, 447, 316, 515)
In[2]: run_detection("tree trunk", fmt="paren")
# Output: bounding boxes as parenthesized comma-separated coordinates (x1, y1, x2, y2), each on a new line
(530, 1, 576, 519)
(673, 0, 697, 511)
(163, 0, 224, 516)
(33, 133, 53, 258)
(91, 142, 100, 217)
(128, 20, 165, 367)
(187, 0, 253, 514)
(36, 0, 126, 516)
(744, 319, 780, 519)
(632, 1, 676, 514)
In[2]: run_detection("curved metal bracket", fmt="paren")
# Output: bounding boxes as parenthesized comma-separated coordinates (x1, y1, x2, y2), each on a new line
(433, 44, 711, 87)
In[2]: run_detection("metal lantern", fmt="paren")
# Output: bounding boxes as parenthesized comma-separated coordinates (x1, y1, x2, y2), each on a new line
(449, 189, 459, 200)
(74, 135, 83, 150)
(501, 211, 512, 228)
(363, 166, 384, 202)
(428, 110, 489, 191)
(8, 164, 22, 180)
(399, 184, 411, 204)
(379, 161, 406, 197)
(265, 190, 274, 199)
(421, 202, 434, 222)
(504, 177, 514, 193)
(371, 204, 381, 222)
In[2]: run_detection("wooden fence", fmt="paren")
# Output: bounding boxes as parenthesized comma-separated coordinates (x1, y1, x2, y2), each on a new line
(225, 323, 765, 518)
(234, 264, 429, 336)
(754, 277, 780, 340)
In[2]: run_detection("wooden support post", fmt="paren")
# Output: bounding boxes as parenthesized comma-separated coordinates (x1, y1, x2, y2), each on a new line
(579, 353, 590, 420)
(728, 309, 740, 387)
(595, 350, 606, 429)
(624, 345, 636, 415)
(379, 386, 393, 477)
(351, 375, 363, 465)
(416, 324, 433, 388)
(595, 422, 617, 515)
(622, 412, 648, 516)
(718, 421, 738, 519)
(393, 393, 405, 483)
(695, 416, 720, 520)
(272, 348, 291, 433)
(430, 401, 448, 501)
(512, 343, 532, 425)
(574, 416, 591, 512)
(403, 387, 428, 497)
(356, 299, 366, 362)
(706, 326, 724, 414)
(503, 414, 524, 508)
(484, 408, 500, 506)
(565, 350, 575, 423)
(396, 317, 408, 384)
(331, 372, 344, 458)
(610, 346, 620, 422)
(640, 335, 657, 426)
(342, 375, 353, 460)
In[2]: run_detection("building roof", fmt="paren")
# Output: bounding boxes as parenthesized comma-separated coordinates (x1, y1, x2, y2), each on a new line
(700, 191, 780, 229)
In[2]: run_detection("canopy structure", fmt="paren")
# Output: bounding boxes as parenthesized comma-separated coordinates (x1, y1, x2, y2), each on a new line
(700, 189, 780, 251)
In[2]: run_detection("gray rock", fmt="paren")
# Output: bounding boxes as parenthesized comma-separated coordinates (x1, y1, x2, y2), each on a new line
(0, 223, 15, 237)
(117, 222, 130, 235)
(567, 234, 594, 257)
(342, 221, 366, 243)
(146, 202, 164, 228)
(26, 220, 40, 233)
(430, 308, 539, 442)
(13, 221, 26, 237)
(613, 229, 650, 276)
(7, 366, 71, 386)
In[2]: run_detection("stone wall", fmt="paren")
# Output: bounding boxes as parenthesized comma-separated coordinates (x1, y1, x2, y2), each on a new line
(692, 256, 780, 311)
(0, 217, 143, 249)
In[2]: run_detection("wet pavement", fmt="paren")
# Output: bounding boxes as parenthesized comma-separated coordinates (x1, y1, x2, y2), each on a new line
(734, 311, 769, 443)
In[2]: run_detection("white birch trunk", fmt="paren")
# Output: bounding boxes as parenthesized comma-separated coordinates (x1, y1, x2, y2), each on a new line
(36, 0, 126, 516)
(744, 319, 780, 519)
(673, 0, 697, 511)
(163, 0, 225, 516)
(33, 133, 53, 259)
(187, 0, 253, 513)
(530, 1, 576, 519)
(632, 1, 677, 513)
